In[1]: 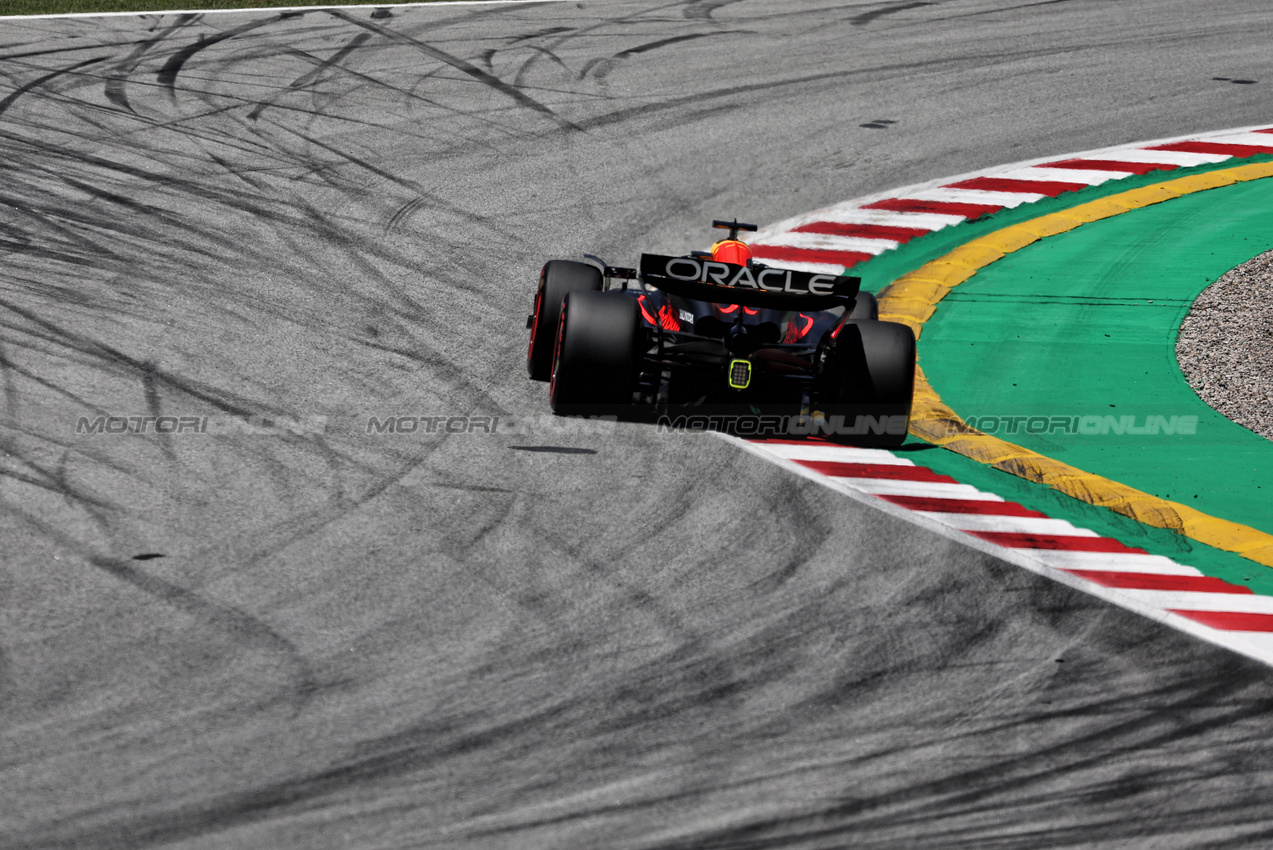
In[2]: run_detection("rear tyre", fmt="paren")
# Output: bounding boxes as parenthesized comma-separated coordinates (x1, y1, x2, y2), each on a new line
(817, 319, 916, 447)
(527, 260, 603, 381)
(549, 291, 640, 416)
(848, 290, 879, 321)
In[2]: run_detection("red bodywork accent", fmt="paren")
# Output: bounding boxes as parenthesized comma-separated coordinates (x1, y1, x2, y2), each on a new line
(527, 281, 544, 361)
(637, 295, 681, 331)
(829, 313, 851, 340)
(636, 294, 658, 325)
(782, 313, 814, 343)
(657, 302, 681, 331)
(549, 298, 567, 399)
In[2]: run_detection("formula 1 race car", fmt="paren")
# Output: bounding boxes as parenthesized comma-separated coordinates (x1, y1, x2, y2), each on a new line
(525, 220, 916, 445)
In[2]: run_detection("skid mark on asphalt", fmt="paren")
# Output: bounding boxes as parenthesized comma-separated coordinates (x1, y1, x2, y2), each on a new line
(247, 32, 372, 121)
(683, 678, 1265, 848)
(851, 1, 936, 27)
(0, 55, 106, 118)
(0, 447, 114, 514)
(104, 14, 196, 114)
(0, 294, 283, 420)
(329, 9, 580, 131)
(580, 31, 741, 83)
(0, 340, 17, 421)
(139, 360, 175, 461)
(682, 0, 748, 20)
(156, 14, 292, 99)
(87, 555, 318, 710)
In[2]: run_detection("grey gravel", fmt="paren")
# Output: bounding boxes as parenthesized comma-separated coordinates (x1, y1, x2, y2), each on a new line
(1177, 250, 1273, 441)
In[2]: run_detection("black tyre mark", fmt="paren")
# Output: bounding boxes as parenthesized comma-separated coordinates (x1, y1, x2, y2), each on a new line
(690, 680, 1266, 848)
(263, 123, 502, 246)
(248, 32, 372, 121)
(432, 482, 515, 493)
(0, 459, 115, 512)
(89, 555, 317, 708)
(0, 294, 275, 420)
(509, 446, 597, 454)
(568, 52, 1014, 133)
(683, 0, 746, 19)
(328, 10, 581, 132)
(0, 56, 107, 120)
(580, 32, 740, 82)
(619, 32, 729, 57)
(0, 41, 147, 61)
(157, 14, 295, 99)
(497, 0, 687, 89)
(508, 25, 574, 44)
(104, 14, 198, 114)
(140, 360, 174, 460)
(851, 1, 935, 26)
(935, 0, 1072, 20)
(0, 340, 17, 421)
(384, 195, 427, 235)
(509, 45, 570, 89)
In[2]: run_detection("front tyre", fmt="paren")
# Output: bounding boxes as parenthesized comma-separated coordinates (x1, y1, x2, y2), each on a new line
(527, 260, 603, 381)
(549, 291, 640, 416)
(817, 319, 916, 447)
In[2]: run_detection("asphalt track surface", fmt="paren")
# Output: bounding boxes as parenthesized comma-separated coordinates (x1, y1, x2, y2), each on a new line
(5, 1, 1273, 847)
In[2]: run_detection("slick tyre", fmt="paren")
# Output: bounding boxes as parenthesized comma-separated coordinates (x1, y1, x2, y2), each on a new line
(549, 290, 639, 417)
(847, 290, 879, 321)
(818, 319, 916, 447)
(527, 260, 603, 381)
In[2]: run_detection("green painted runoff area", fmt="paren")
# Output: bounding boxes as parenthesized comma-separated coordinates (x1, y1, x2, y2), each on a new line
(918, 176, 1273, 530)
(840, 156, 1273, 589)
(913, 176, 1273, 587)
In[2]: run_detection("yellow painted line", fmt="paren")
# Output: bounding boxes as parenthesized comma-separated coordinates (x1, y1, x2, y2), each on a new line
(877, 160, 1273, 568)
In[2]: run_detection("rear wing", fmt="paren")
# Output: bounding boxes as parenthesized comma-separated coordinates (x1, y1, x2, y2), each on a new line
(638, 253, 859, 311)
